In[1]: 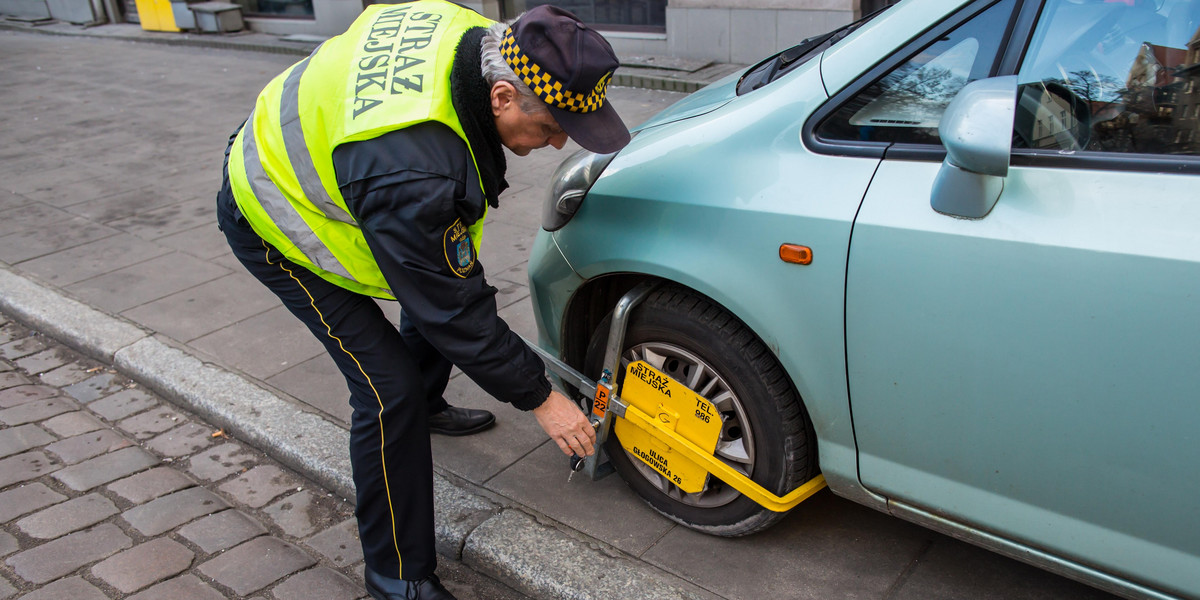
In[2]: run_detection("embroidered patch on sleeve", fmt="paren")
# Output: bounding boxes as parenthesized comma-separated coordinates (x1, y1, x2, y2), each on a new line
(443, 219, 476, 278)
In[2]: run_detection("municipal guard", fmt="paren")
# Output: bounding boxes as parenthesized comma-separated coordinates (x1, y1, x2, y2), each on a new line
(215, 2, 630, 597)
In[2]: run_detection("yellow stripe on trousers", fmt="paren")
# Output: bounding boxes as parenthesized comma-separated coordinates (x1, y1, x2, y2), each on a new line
(262, 240, 403, 577)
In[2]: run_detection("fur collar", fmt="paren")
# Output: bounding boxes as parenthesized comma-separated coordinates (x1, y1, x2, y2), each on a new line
(451, 27, 508, 208)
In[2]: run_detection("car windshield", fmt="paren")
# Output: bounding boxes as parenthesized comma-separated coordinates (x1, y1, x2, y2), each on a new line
(736, 5, 892, 95)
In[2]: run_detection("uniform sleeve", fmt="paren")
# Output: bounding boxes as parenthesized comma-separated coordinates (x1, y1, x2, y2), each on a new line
(332, 123, 551, 411)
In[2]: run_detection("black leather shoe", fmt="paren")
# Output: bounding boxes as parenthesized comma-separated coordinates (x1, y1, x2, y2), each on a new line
(364, 567, 457, 600)
(427, 405, 495, 436)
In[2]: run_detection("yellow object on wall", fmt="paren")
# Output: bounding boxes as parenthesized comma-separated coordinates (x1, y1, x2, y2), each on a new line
(134, 0, 179, 31)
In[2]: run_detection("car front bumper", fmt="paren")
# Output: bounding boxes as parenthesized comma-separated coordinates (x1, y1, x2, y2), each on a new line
(527, 229, 584, 361)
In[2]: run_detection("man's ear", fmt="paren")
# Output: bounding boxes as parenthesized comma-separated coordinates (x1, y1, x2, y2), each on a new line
(491, 81, 516, 117)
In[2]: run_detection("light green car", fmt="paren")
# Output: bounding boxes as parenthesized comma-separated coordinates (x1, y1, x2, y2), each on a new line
(527, 0, 1200, 597)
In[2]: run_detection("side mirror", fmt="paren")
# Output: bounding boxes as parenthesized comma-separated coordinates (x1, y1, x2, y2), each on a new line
(931, 76, 1017, 219)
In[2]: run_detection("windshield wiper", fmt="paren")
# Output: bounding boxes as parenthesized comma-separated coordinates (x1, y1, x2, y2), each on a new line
(737, 4, 893, 94)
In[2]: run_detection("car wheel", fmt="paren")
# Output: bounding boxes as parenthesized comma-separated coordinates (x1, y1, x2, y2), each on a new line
(584, 284, 817, 536)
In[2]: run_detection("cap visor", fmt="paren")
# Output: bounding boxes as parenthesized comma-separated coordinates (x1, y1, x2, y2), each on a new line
(551, 102, 631, 154)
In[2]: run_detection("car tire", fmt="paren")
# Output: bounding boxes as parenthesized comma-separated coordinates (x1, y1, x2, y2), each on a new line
(584, 284, 817, 536)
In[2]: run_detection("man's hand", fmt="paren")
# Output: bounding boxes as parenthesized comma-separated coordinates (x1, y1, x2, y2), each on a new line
(532, 390, 596, 457)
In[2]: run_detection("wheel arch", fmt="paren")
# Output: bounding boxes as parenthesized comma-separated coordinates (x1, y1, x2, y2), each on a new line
(559, 272, 821, 473)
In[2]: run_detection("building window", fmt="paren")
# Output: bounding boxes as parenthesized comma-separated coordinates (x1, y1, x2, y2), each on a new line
(502, 0, 666, 31)
(239, 0, 314, 17)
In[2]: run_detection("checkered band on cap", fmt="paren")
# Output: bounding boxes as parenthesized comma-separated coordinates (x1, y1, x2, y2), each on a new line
(500, 27, 611, 113)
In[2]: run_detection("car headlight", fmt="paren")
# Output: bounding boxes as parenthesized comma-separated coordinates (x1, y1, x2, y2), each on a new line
(542, 148, 617, 232)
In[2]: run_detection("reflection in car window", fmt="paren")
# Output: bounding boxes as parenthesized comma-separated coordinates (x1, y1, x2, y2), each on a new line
(816, 0, 1016, 145)
(1015, 0, 1200, 155)
(849, 38, 981, 128)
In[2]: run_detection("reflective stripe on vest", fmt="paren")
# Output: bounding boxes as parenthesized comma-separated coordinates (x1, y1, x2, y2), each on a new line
(229, 1, 494, 299)
(279, 51, 355, 226)
(240, 108, 359, 284)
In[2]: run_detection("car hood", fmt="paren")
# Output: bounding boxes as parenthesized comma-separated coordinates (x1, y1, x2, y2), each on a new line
(632, 70, 742, 132)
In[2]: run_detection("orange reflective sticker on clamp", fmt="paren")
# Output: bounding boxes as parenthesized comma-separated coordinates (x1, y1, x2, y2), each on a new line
(779, 244, 813, 265)
(592, 385, 610, 418)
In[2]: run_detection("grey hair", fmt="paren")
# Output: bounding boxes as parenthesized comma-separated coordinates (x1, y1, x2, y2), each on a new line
(480, 19, 548, 115)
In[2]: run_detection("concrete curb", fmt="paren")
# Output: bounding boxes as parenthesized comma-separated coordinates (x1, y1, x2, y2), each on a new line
(0, 264, 709, 600)
(467, 511, 706, 600)
(612, 72, 704, 94)
(0, 268, 148, 363)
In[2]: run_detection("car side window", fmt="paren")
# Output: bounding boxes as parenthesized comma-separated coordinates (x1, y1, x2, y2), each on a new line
(1014, 0, 1200, 155)
(815, 0, 1017, 145)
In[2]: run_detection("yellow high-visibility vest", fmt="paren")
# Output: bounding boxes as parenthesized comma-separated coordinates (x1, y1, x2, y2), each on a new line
(228, 0, 494, 298)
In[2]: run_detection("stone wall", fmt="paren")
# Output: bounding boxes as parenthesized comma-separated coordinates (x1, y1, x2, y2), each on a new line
(0, 0, 50, 19)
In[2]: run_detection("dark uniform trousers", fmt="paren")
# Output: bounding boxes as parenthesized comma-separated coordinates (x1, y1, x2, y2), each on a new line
(216, 158, 448, 581)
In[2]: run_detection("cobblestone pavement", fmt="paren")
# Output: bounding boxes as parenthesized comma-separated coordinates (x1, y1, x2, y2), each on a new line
(0, 318, 530, 600)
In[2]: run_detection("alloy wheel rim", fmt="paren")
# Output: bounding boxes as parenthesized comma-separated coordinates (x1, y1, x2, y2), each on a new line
(620, 341, 755, 508)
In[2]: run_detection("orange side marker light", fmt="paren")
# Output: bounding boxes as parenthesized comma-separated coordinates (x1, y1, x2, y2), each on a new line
(779, 244, 813, 265)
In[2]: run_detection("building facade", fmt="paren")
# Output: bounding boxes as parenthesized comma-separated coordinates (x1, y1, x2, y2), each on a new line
(218, 0, 862, 64)
(1, 0, 863, 65)
(243, 0, 861, 64)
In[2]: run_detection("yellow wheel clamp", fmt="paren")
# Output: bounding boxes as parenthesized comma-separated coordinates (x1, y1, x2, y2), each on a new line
(522, 282, 826, 513)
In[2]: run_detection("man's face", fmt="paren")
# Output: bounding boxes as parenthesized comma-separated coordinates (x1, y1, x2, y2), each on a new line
(491, 82, 570, 156)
